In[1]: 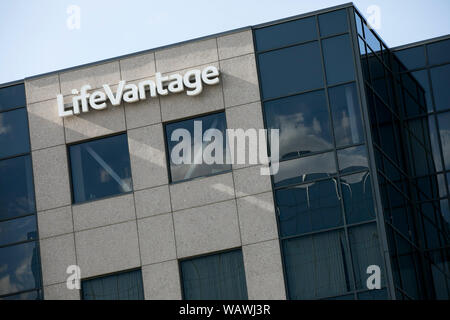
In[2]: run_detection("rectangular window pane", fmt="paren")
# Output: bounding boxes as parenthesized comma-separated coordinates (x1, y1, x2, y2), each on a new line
(258, 42, 324, 100)
(430, 64, 450, 111)
(427, 39, 450, 66)
(69, 133, 133, 204)
(264, 90, 332, 160)
(341, 172, 375, 224)
(0, 241, 41, 296)
(411, 70, 433, 112)
(358, 288, 388, 300)
(318, 9, 348, 37)
(394, 46, 426, 70)
(329, 82, 364, 147)
(0, 290, 41, 300)
(283, 229, 353, 299)
(273, 151, 336, 188)
(0, 155, 36, 220)
(276, 178, 343, 237)
(0, 84, 26, 112)
(427, 116, 443, 172)
(181, 250, 248, 300)
(165, 112, 230, 183)
(254, 16, 317, 52)
(82, 269, 144, 300)
(337, 145, 369, 174)
(437, 112, 450, 171)
(322, 34, 356, 85)
(0, 215, 37, 247)
(0, 108, 31, 159)
(348, 223, 385, 290)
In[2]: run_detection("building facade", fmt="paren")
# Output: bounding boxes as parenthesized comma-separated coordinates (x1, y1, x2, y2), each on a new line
(0, 3, 449, 300)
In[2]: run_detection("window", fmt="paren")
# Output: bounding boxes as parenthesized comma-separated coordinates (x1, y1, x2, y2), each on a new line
(180, 250, 248, 300)
(328, 83, 364, 147)
(394, 46, 426, 70)
(0, 155, 36, 220)
(69, 133, 133, 204)
(430, 64, 450, 111)
(337, 145, 369, 174)
(341, 172, 375, 224)
(258, 42, 324, 100)
(81, 269, 144, 300)
(437, 112, 450, 171)
(0, 84, 26, 112)
(283, 229, 353, 299)
(318, 9, 348, 37)
(254, 16, 317, 52)
(322, 34, 356, 85)
(427, 39, 450, 66)
(264, 90, 332, 160)
(0, 108, 31, 159)
(165, 112, 230, 183)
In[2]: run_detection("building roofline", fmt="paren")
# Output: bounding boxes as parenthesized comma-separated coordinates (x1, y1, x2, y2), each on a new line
(391, 34, 450, 51)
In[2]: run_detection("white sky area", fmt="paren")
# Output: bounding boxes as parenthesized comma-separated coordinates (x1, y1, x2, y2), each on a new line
(1, 0, 449, 83)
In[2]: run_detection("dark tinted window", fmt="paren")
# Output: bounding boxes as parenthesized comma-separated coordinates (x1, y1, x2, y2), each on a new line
(0, 215, 37, 247)
(181, 250, 248, 300)
(394, 46, 426, 70)
(254, 17, 317, 52)
(322, 34, 355, 85)
(411, 70, 432, 112)
(69, 134, 133, 204)
(358, 288, 388, 300)
(274, 152, 336, 188)
(283, 229, 352, 299)
(318, 9, 348, 37)
(328, 83, 364, 147)
(0, 108, 31, 159)
(276, 179, 343, 237)
(0, 84, 26, 112)
(430, 64, 450, 111)
(1, 290, 41, 300)
(0, 242, 41, 296)
(264, 90, 332, 160)
(427, 39, 450, 65)
(258, 42, 324, 99)
(341, 172, 375, 224)
(0, 155, 36, 220)
(337, 145, 369, 174)
(437, 112, 450, 170)
(82, 269, 144, 300)
(165, 112, 230, 183)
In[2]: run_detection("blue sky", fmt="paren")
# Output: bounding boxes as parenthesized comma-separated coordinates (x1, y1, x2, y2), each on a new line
(1, 0, 449, 84)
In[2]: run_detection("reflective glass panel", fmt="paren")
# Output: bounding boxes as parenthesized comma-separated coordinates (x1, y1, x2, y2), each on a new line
(358, 288, 388, 300)
(82, 269, 144, 300)
(341, 172, 375, 224)
(427, 39, 450, 66)
(69, 133, 133, 204)
(276, 178, 343, 237)
(430, 64, 450, 111)
(328, 83, 364, 147)
(258, 42, 324, 99)
(0, 155, 35, 220)
(0, 215, 37, 247)
(165, 112, 230, 183)
(254, 16, 317, 52)
(318, 9, 348, 37)
(181, 250, 248, 300)
(0, 84, 26, 112)
(337, 145, 369, 174)
(394, 47, 426, 70)
(273, 152, 336, 188)
(437, 112, 450, 170)
(283, 229, 353, 299)
(0, 108, 30, 159)
(0, 241, 41, 296)
(264, 90, 332, 160)
(322, 34, 355, 85)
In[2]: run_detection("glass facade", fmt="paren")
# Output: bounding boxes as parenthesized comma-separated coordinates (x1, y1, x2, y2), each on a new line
(0, 83, 42, 300)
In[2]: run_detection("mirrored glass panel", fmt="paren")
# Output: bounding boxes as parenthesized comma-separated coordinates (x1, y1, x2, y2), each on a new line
(0, 155, 35, 221)
(181, 250, 248, 300)
(254, 16, 317, 52)
(0, 84, 26, 112)
(264, 90, 332, 160)
(283, 229, 353, 299)
(394, 47, 426, 70)
(69, 133, 133, 204)
(0, 108, 31, 159)
(337, 145, 369, 174)
(322, 34, 356, 85)
(273, 152, 336, 188)
(276, 178, 343, 237)
(427, 39, 450, 66)
(0, 290, 41, 300)
(341, 172, 375, 224)
(258, 42, 324, 99)
(437, 112, 450, 170)
(165, 112, 230, 183)
(0, 242, 41, 296)
(0, 215, 37, 247)
(430, 64, 450, 111)
(318, 9, 348, 37)
(328, 83, 364, 147)
(82, 269, 144, 300)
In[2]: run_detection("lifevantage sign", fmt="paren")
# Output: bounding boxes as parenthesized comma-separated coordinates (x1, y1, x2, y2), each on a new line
(56, 65, 220, 117)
